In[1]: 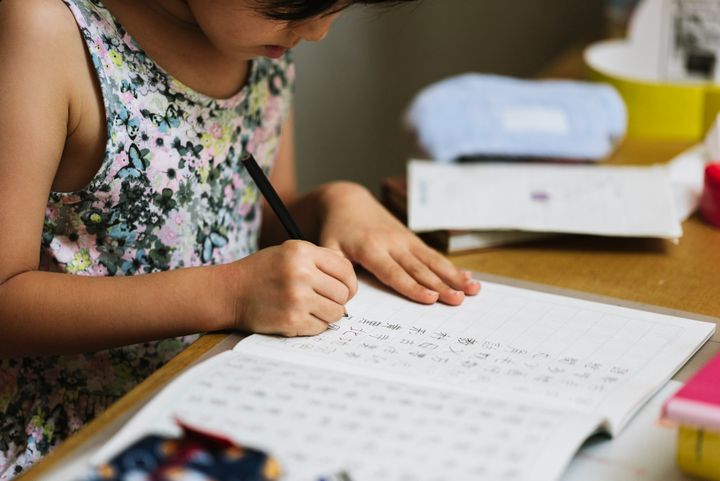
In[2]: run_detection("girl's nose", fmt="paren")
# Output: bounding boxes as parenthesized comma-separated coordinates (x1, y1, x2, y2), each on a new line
(290, 12, 340, 42)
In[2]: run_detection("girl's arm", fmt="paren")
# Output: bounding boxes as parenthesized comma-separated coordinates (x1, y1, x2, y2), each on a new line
(263, 109, 481, 306)
(0, 1, 355, 358)
(0, 1, 228, 357)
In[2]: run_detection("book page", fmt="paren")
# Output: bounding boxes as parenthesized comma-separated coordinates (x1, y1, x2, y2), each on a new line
(562, 381, 685, 481)
(93, 278, 713, 481)
(446, 229, 554, 252)
(240, 278, 714, 430)
(94, 350, 599, 481)
(407, 161, 682, 238)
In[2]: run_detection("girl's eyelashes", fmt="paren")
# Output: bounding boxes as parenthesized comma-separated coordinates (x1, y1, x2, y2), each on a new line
(252, 0, 349, 21)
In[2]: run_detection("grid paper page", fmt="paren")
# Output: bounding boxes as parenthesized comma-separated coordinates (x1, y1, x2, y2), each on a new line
(173, 352, 595, 481)
(241, 278, 714, 424)
(94, 279, 713, 481)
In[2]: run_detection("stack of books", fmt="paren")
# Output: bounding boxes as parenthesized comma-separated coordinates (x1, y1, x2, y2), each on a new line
(381, 175, 551, 254)
(662, 352, 720, 481)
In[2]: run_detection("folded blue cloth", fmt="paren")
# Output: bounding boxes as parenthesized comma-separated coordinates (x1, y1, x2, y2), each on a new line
(405, 74, 627, 162)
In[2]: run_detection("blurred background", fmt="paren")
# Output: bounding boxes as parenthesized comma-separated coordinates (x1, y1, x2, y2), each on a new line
(292, 0, 611, 194)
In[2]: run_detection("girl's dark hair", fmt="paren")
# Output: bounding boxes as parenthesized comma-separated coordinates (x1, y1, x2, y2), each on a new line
(254, 0, 416, 21)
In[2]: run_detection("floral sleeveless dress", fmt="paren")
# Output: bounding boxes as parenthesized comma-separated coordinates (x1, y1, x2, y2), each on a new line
(0, 0, 294, 478)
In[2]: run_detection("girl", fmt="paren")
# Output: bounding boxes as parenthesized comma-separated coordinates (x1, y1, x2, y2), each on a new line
(0, 0, 480, 477)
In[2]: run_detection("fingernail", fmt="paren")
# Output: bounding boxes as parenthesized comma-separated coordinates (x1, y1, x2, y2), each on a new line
(425, 289, 439, 297)
(463, 270, 472, 280)
(452, 290, 463, 296)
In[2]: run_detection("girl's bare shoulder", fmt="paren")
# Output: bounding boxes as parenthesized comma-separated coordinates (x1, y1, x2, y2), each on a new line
(0, 0, 88, 78)
(0, 0, 98, 126)
(0, 0, 79, 42)
(0, 0, 101, 190)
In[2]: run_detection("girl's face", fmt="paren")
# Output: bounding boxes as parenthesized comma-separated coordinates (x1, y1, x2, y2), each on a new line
(183, 0, 344, 60)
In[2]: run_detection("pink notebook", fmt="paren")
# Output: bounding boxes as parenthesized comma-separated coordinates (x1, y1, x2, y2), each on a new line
(663, 352, 720, 430)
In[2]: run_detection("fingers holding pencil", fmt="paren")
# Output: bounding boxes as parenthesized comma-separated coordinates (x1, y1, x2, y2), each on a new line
(221, 241, 356, 337)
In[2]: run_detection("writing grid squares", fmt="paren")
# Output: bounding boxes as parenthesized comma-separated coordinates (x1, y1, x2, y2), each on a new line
(174, 353, 573, 481)
(250, 283, 683, 410)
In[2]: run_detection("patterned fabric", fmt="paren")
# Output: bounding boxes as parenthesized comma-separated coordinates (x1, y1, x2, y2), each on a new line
(85, 427, 282, 481)
(0, 0, 294, 478)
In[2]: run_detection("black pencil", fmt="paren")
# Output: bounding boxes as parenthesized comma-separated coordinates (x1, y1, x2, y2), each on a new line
(241, 151, 350, 319)
(241, 152, 305, 240)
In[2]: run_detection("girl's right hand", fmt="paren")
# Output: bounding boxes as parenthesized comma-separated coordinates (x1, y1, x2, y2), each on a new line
(219, 240, 357, 337)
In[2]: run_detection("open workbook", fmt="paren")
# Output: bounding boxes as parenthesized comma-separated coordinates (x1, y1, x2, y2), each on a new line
(94, 277, 715, 481)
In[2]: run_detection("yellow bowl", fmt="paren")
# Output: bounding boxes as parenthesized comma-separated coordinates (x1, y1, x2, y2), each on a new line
(584, 40, 720, 141)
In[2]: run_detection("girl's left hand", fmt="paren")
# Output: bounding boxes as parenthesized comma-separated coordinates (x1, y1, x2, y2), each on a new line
(316, 182, 480, 305)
